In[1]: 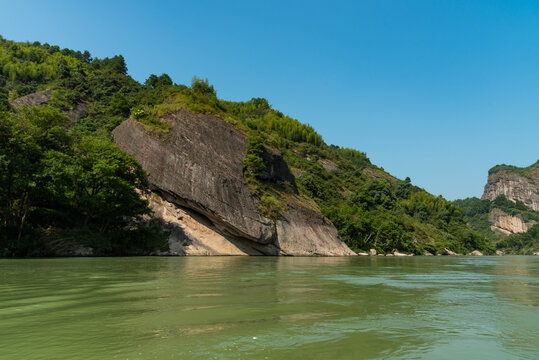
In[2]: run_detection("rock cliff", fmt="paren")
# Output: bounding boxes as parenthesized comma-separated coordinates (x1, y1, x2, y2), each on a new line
(112, 109, 355, 256)
(482, 163, 539, 212)
(488, 208, 537, 235)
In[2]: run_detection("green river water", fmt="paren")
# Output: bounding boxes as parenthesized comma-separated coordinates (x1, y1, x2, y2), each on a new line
(0, 256, 537, 359)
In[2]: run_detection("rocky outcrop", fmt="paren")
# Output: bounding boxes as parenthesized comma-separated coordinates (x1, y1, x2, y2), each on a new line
(10, 89, 89, 121)
(148, 194, 276, 255)
(488, 208, 537, 235)
(468, 250, 484, 256)
(442, 248, 460, 256)
(482, 166, 539, 212)
(10, 89, 52, 108)
(317, 159, 340, 172)
(275, 203, 354, 256)
(362, 167, 398, 185)
(112, 109, 355, 256)
(261, 147, 295, 183)
(392, 249, 413, 256)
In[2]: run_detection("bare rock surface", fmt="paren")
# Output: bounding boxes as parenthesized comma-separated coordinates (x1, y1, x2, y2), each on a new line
(482, 168, 539, 212)
(468, 250, 484, 256)
(276, 203, 356, 256)
(392, 249, 413, 256)
(488, 208, 536, 235)
(10, 89, 52, 108)
(113, 109, 355, 256)
(149, 194, 277, 255)
(317, 159, 340, 172)
(10, 89, 89, 121)
(442, 248, 459, 256)
(362, 167, 398, 185)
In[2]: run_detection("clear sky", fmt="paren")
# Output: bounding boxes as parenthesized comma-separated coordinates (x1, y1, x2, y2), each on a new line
(1, 0, 538, 200)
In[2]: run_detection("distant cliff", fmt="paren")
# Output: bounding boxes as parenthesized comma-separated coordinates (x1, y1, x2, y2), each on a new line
(488, 208, 536, 235)
(455, 160, 539, 253)
(482, 161, 539, 212)
(482, 161, 539, 234)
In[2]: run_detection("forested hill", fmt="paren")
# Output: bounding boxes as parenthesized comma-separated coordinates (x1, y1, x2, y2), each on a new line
(0, 36, 493, 256)
(454, 160, 539, 254)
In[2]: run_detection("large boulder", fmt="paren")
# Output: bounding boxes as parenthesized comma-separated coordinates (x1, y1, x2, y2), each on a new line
(112, 109, 355, 256)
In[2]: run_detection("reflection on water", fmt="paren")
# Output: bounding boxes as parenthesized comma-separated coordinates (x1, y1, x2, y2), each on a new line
(0, 256, 537, 359)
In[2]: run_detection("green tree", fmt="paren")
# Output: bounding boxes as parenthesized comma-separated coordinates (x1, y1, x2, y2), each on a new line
(191, 76, 216, 96)
(350, 179, 397, 210)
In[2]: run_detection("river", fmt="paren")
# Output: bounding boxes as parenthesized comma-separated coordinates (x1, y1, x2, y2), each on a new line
(0, 256, 537, 359)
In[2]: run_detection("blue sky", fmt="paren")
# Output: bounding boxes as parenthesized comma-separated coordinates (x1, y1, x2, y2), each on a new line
(2, 0, 538, 200)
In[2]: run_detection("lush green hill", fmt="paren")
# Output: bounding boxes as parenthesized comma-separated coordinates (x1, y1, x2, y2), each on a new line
(0, 36, 493, 256)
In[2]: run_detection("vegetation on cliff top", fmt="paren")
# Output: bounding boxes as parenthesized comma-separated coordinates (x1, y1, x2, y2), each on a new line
(488, 160, 539, 179)
(0, 36, 493, 256)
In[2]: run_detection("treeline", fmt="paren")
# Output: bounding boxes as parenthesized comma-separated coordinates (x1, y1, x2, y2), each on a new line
(134, 77, 324, 147)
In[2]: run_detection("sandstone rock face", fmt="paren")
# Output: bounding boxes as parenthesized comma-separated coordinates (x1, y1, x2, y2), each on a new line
(482, 168, 539, 212)
(317, 159, 340, 172)
(488, 208, 537, 235)
(10, 89, 52, 108)
(10, 89, 89, 121)
(114, 110, 274, 244)
(148, 194, 277, 255)
(261, 147, 294, 183)
(112, 109, 355, 256)
(276, 203, 355, 256)
(362, 167, 398, 185)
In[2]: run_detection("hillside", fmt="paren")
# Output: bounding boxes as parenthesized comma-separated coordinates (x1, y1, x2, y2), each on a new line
(454, 160, 539, 254)
(0, 36, 492, 256)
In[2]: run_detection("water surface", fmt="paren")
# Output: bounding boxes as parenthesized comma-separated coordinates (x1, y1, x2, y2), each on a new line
(0, 256, 537, 359)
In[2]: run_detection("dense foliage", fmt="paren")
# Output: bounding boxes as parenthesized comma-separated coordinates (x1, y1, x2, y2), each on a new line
(496, 224, 539, 254)
(453, 195, 539, 253)
(0, 36, 494, 256)
(0, 108, 167, 256)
